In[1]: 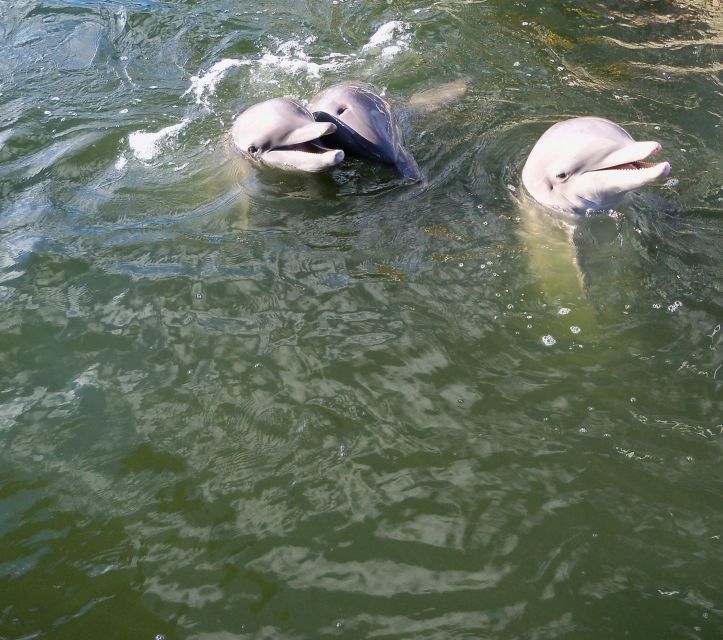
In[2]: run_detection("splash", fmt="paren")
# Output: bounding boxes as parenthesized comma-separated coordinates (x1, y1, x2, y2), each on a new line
(253, 39, 354, 85)
(128, 118, 190, 161)
(361, 21, 412, 58)
(252, 22, 413, 85)
(185, 58, 251, 107)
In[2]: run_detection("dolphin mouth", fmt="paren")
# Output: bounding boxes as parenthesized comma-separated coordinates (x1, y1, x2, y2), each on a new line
(256, 120, 344, 171)
(594, 160, 661, 171)
(273, 140, 338, 154)
(588, 142, 670, 180)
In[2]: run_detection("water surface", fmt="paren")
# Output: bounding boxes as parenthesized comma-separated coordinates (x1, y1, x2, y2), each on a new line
(1, 1, 721, 638)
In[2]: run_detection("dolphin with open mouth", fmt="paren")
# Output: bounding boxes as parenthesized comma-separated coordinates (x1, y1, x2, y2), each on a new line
(230, 97, 345, 172)
(521, 117, 671, 213)
(308, 82, 423, 183)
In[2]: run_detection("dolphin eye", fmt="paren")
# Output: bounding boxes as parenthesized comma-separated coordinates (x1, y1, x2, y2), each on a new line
(336, 106, 347, 116)
(247, 144, 258, 155)
(556, 171, 568, 180)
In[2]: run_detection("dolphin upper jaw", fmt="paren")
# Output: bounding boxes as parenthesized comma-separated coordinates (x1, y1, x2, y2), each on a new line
(273, 121, 337, 149)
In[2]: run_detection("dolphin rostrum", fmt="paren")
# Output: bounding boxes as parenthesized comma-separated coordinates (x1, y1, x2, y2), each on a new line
(308, 83, 423, 183)
(521, 117, 671, 213)
(230, 97, 344, 172)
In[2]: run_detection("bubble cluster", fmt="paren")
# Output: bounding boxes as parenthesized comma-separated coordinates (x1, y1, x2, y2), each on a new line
(541, 335, 556, 347)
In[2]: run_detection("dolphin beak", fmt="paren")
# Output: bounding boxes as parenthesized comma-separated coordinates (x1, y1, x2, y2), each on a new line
(589, 141, 670, 178)
(568, 140, 671, 209)
(586, 140, 671, 189)
(260, 121, 345, 172)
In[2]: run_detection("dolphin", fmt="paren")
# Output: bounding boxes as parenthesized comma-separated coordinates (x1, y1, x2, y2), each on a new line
(521, 117, 671, 213)
(308, 83, 423, 183)
(230, 97, 344, 172)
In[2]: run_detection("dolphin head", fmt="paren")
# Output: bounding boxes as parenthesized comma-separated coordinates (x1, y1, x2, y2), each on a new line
(521, 117, 671, 213)
(308, 83, 423, 183)
(230, 98, 344, 172)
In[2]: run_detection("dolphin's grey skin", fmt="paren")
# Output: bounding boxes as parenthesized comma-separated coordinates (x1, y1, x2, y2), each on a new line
(521, 117, 671, 213)
(230, 97, 344, 172)
(308, 83, 423, 183)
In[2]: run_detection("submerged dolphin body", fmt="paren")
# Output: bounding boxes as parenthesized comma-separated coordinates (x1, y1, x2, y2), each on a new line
(230, 98, 344, 172)
(521, 117, 671, 213)
(308, 83, 423, 183)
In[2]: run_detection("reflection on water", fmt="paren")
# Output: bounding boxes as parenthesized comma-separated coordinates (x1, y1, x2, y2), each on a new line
(1, 0, 721, 638)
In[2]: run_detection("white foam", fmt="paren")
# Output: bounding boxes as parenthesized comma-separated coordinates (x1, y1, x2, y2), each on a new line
(185, 58, 250, 106)
(253, 39, 352, 82)
(258, 52, 323, 78)
(115, 155, 128, 170)
(362, 21, 411, 58)
(185, 24, 413, 106)
(128, 118, 189, 161)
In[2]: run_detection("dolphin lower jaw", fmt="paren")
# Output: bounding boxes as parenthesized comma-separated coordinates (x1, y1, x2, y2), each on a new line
(261, 146, 344, 172)
(563, 161, 671, 212)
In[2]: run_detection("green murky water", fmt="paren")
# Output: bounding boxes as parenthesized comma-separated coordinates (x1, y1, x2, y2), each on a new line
(1, 1, 721, 638)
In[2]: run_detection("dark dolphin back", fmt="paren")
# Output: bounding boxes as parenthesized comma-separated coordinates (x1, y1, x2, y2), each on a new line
(310, 84, 423, 183)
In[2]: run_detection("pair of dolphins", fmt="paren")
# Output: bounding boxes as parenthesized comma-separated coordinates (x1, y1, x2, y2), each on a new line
(230, 82, 671, 214)
(231, 83, 423, 183)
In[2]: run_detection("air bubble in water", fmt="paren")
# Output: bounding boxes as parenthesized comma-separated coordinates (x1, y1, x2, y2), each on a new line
(558, 307, 571, 316)
(570, 326, 581, 334)
(542, 335, 556, 346)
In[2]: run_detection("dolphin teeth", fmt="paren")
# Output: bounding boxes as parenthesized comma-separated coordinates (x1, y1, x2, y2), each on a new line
(275, 141, 339, 154)
(594, 160, 663, 172)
